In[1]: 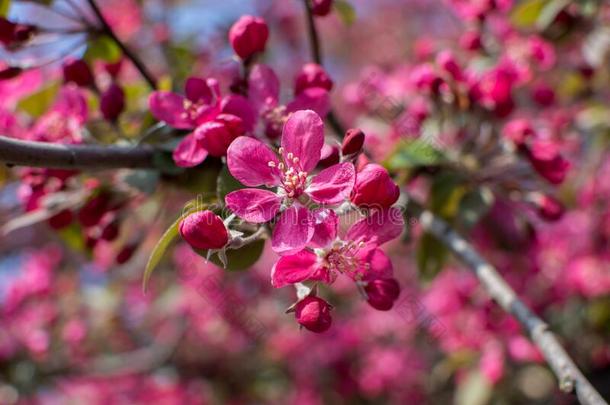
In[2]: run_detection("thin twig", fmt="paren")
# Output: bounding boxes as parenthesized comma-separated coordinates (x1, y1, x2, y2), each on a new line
(302, 0, 346, 137)
(0, 135, 156, 169)
(403, 196, 607, 405)
(85, 0, 157, 89)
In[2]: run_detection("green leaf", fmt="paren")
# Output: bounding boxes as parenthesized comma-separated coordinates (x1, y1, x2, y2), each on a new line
(84, 35, 122, 63)
(17, 82, 60, 118)
(510, 0, 549, 29)
(334, 0, 356, 26)
(457, 187, 494, 230)
(429, 172, 466, 219)
(197, 239, 266, 271)
(142, 216, 181, 292)
(216, 165, 244, 202)
(384, 140, 445, 171)
(536, 0, 570, 31)
(416, 232, 449, 279)
(0, 0, 10, 17)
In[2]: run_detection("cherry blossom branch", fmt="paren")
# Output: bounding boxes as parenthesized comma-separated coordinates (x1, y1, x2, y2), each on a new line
(85, 0, 158, 89)
(0, 135, 156, 169)
(403, 196, 607, 405)
(302, 0, 346, 136)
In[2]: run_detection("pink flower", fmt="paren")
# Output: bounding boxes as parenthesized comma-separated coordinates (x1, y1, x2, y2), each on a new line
(351, 164, 400, 209)
(149, 77, 222, 130)
(248, 64, 330, 138)
(30, 84, 87, 144)
(270, 207, 403, 287)
(502, 118, 535, 146)
(225, 110, 355, 254)
(228, 15, 269, 60)
(180, 210, 229, 250)
(149, 77, 248, 167)
(294, 296, 332, 333)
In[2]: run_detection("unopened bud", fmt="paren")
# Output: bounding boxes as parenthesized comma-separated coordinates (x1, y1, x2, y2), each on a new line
(365, 278, 400, 311)
(100, 83, 125, 121)
(228, 15, 269, 60)
(341, 128, 365, 156)
(179, 210, 229, 250)
(294, 296, 332, 333)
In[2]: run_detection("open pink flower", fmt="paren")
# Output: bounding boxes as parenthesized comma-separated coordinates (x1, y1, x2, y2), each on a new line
(225, 110, 355, 255)
(149, 77, 248, 167)
(248, 64, 330, 138)
(271, 207, 404, 287)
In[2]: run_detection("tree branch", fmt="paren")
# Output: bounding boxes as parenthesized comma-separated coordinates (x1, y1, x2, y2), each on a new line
(403, 196, 607, 405)
(85, 0, 157, 90)
(0, 135, 156, 169)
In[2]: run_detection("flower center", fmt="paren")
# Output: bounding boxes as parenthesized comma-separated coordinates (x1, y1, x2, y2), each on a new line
(181, 99, 207, 122)
(268, 147, 308, 199)
(322, 240, 367, 280)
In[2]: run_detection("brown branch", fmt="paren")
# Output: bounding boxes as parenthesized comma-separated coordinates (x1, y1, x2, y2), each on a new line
(403, 196, 607, 405)
(0, 135, 156, 169)
(85, 0, 157, 90)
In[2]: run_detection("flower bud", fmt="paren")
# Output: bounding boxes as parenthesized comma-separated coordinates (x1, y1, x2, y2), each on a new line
(179, 210, 229, 250)
(310, 0, 333, 16)
(365, 278, 400, 311)
(341, 128, 365, 156)
(351, 164, 400, 208)
(228, 16, 269, 60)
(536, 194, 564, 221)
(525, 140, 570, 185)
(48, 209, 73, 230)
(100, 83, 125, 122)
(78, 194, 110, 228)
(294, 296, 332, 333)
(436, 50, 463, 81)
(63, 59, 94, 87)
(116, 243, 137, 264)
(0, 66, 22, 81)
(0, 17, 36, 48)
(460, 30, 482, 51)
(294, 63, 333, 95)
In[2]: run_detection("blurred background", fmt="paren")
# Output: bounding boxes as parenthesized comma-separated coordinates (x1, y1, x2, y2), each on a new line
(1, 0, 610, 404)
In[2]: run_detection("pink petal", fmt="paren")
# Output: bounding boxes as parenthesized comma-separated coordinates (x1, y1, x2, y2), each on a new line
(221, 94, 257, 132)
(281, 110, 324, 173)
(271, 250, 323, 288)
(172, 132, 208, 167)
(287, 87, 330, 118)
(271, 206, 315, 255)
(346, 207, 404, 247)
(227, 136, 280, 187)
(149, 91, 193, 129)
(306, 162, 355, 204)
(185, 77, 214, 104)
(248, 63, 280, 112)
(310, 208, 338, 248)
(225, 189, 281, 223)
(360, 248, 394, 281)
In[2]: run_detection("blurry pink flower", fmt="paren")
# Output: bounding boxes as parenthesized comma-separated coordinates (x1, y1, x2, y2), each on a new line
(249, 63, 330, 138)
(30, 84, 88, 143)
(229, 15, 269, 60)
(63, 59, 95, 88)
(226, 110, 355, 254)
(271, 207, 403, 286)
(311, 0, 333, 16)
(294, 63, 334, 95)
(502, 118, 535, 146)
(526, 140, 570, 184)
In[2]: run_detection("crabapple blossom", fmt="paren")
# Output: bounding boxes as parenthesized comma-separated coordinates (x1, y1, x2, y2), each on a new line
(179, 210, 229, 250)
(294, 296, 332, 333)
(228, 15, 269, 60)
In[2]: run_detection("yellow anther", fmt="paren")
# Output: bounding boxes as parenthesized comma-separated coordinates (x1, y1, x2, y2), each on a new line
(268, 161, 276, 168)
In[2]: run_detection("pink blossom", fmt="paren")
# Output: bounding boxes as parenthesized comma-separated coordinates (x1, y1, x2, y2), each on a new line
(271, 207, 403, 286)
(294, 296, 332, 333)
(226, 110, 355, 254)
